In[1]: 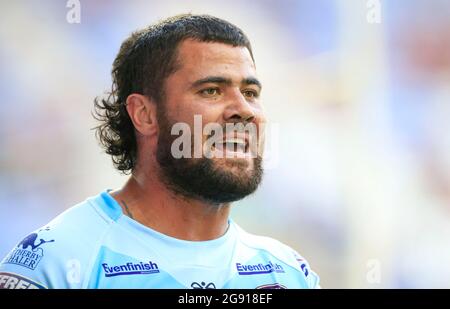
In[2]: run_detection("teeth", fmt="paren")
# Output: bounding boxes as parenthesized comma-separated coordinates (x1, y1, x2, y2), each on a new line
(224, 138, 245, 145)
(211, 137, 248, 154)
(224, 142, 245, 152)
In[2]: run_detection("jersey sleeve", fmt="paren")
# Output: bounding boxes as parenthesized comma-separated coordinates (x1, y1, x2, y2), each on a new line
(0, 200, 109, 289)
(0, 223, 90, 289)
(0, 226, 66, 289)
(291, 249, 321, 289)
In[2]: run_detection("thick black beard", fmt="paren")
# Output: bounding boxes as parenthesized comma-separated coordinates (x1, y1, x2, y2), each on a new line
(156, 113, 263, 204)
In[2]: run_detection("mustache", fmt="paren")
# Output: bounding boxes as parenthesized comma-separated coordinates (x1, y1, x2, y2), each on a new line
(204, 122, 260, 140)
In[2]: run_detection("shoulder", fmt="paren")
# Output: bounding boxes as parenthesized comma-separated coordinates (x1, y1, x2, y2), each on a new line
(234, 223, 298, 265)
(0, 192, 113, 289)
(232, 221, 321, 288)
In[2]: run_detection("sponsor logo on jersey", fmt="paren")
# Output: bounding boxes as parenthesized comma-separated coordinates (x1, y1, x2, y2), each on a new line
(102, 261, 160, 277)
(0, 272, 46, 289)
(294, 253, 309, 277)
(191, 281, 216, 289)
(3, 227, 54, 270)
(236, 261, 285, 275)
(256, 283, 287, 289)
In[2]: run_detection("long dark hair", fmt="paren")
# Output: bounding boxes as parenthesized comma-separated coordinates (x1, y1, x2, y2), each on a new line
(93, 14, 254, 174)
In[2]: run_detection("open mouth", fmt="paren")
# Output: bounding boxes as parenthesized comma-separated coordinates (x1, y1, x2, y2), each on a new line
(212, 136, 250, 156)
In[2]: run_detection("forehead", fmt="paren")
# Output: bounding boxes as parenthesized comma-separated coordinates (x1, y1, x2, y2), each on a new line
(174, 39, 256, 80)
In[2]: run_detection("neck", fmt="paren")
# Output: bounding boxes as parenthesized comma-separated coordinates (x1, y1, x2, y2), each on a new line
(110, 172, 231, 241)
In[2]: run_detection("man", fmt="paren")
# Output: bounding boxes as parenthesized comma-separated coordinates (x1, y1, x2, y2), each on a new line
(0, 14, 319, 289)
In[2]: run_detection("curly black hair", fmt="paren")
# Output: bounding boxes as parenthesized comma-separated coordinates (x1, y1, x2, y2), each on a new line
(93, 14, 254, 174)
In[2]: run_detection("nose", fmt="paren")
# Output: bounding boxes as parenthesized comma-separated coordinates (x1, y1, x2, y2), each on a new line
(223, 90, 256, 123)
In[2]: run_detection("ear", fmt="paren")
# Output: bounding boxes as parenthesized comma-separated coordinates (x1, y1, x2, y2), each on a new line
(125, 93, 158, 137)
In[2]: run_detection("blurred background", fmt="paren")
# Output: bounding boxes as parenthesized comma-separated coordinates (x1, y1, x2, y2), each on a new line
(1, 0, 450, 288)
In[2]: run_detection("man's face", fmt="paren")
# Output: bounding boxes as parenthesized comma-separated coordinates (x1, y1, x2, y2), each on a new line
(156, 39, 266, 204)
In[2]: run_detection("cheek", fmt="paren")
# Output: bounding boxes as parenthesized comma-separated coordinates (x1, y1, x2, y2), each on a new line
(165, 95, 197, 125)
(253, 107, 267, 129)
(183, 100, 226, 126)
(255, 108, 266, 123)
(253, 109, 267, 148)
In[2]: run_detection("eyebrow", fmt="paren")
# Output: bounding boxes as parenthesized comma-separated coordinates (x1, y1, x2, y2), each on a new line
(243, 77, 262, 90)
(191, 76, 262, 90)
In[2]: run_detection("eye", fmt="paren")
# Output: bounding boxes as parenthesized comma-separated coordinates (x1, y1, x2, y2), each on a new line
(242, 89, 259, 99)
(199, 88, 220, 97)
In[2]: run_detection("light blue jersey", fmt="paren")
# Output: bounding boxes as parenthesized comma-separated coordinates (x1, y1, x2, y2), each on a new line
(0, 190, 320, 289)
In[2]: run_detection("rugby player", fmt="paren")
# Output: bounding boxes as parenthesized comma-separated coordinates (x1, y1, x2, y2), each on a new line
(0, 14, 320, 289)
